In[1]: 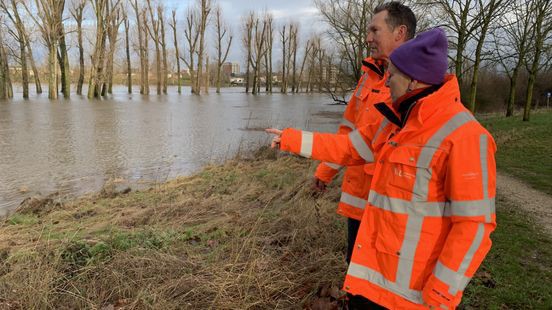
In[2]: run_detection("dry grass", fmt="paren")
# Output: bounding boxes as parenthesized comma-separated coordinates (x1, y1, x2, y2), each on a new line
(0, 147, 347, 309)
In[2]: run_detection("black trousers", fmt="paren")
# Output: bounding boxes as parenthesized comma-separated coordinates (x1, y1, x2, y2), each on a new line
(347, 294, 388, 309)
(346, 218, 361, 264)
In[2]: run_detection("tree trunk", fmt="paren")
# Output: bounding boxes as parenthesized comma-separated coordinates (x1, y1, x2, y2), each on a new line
(171, 11, 181, 94)
(25, 38, 42, 94)
(159, 7, 168, 94)
(142, 10, 150, 95)
(125, 17, 132, 93)
(48, 43, 58, 99)
(505, 65, 520, 117)
(58, 29, 70, 98)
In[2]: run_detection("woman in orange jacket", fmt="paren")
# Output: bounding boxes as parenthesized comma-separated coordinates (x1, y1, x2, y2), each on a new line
(267, 28, 496, 309)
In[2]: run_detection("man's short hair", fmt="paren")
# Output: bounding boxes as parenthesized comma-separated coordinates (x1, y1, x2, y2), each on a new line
(374, 2, 417, 39)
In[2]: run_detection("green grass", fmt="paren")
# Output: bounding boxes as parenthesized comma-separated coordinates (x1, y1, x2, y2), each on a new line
(480, 110, 552, 195)
(462, 195, 552, 309)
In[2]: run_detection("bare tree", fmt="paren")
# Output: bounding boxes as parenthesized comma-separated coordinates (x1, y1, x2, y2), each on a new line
(169, 9, 181, 93)
(264, 14, 273, 93)
(243, 12, 254, 93)
(182, 6, 199, 93)
(57, 9, 70, 98)
(427, 0, 480, 89)
(297, 38, 314, 93)
(70, 0, 86, 95)
(290, 23, 299, 93)
(123, 11, 131, 93)
(280, 24, 287, 93)
(196, 0, 211, 95)
(494, 0, 532, 116)
(87, 0, 108, 98)
(0, 21, 13, 99)
(314, 0, 372, 82)
(158, 5, 168, 94)
(467, 0, 512, 112)
(146, 0, 162, 95)
(250, 14, 268, 94)
(103, 1, 122, 96)
(23, 0, 66, 99)
(131, 0, 148, 94)
(26, 39, 42, 94)
(523, 0, 552, 121)
(142, 9, 150, 94)
(214, 5, 232, 93)
(1, 0, 29, 98)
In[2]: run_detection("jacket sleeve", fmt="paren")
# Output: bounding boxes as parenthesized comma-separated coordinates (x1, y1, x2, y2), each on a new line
(314, 81, 363, 183)
(279, 123, 377, 167)
(422, 133, 497, 309)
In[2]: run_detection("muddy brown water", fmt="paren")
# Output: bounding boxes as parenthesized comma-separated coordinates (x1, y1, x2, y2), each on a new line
(0, 86, 345, 215)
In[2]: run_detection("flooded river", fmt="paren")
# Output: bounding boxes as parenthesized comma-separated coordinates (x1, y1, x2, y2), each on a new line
(0, 86, 345, 215)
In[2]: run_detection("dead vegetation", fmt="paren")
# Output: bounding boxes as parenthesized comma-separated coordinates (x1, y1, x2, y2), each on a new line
(0, 147, 347, 309)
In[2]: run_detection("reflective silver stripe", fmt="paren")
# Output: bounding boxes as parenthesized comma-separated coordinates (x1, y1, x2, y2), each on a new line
(368, 190, 445, 216)
(300, 131, 314, 158)
(340, 118, 356, 130)
(324, 162, 342, 170)
(340, 192, 367, 210)
(449, 223, 485, 295)
(373, 118, 390, 143)
(355, 74, 368, 97)
(445, 198, 496, 218)
(349, 130, 374, 162)
(396, 111, 476, 291)
(396, 216, 424, 289)
(479, 134, 491, 222)
(348, 262, 423, 304)
(434, 261, 472, 297)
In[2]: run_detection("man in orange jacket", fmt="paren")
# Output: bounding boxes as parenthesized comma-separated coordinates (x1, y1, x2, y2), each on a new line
(313, 2, 417, 267)
(267, 28, 496, 309)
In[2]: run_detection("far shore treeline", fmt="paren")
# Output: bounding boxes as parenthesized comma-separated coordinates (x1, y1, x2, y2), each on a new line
(0, 0, 551, 120)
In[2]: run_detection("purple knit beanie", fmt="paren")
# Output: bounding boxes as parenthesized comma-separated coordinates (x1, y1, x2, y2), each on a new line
(389, 28, 448, 85)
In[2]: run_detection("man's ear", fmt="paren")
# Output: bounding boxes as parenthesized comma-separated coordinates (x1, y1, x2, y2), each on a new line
(395, 25, 407, 42)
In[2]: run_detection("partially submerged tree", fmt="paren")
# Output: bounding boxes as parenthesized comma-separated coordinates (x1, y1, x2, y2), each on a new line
(24, 0, 66, 99)
(0, 21, 13, 99)
(146, 0, 162, 95)
(1, 0, 29, 98)
(169, 9, 181, 93)
(131, 0, 148, 94)
(182, 6, 199, 94)
(195, 0, 211, 95)
(123, 11, 132, 93)
(70, 0, 86, 95)
(214, 5, 232, 93)
(243, 12, 254, 93)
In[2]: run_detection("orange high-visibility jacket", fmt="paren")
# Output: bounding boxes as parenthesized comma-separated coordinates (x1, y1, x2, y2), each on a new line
(314, 57, 390, 220)
(278, 75, 496, 309)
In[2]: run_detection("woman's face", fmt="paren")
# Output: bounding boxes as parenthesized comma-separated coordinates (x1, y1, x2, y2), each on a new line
(385, 62, 412, 102)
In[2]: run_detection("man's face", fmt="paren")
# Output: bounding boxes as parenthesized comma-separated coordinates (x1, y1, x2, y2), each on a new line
(366, 10, 402, 60)
(385, 62, 412, 102)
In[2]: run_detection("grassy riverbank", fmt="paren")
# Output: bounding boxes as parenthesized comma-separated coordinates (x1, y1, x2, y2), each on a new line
(1, 112, 551, 309)
(481, 110, 552, 195)
(0, 149, 348, 309)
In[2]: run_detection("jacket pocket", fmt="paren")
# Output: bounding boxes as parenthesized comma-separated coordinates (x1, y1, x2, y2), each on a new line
(385, 145, 442, 199)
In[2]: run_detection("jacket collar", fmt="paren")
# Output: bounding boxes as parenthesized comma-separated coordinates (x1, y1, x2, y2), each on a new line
(404, 74, 461, 131)
(361, 57, 386, 78)
(374, 74, 461, 130)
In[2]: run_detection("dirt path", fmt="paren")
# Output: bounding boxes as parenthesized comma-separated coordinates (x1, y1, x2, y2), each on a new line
(497, 172, 552, 235)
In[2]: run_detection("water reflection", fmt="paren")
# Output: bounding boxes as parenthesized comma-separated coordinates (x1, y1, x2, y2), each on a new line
(0, 86, 345, 214)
